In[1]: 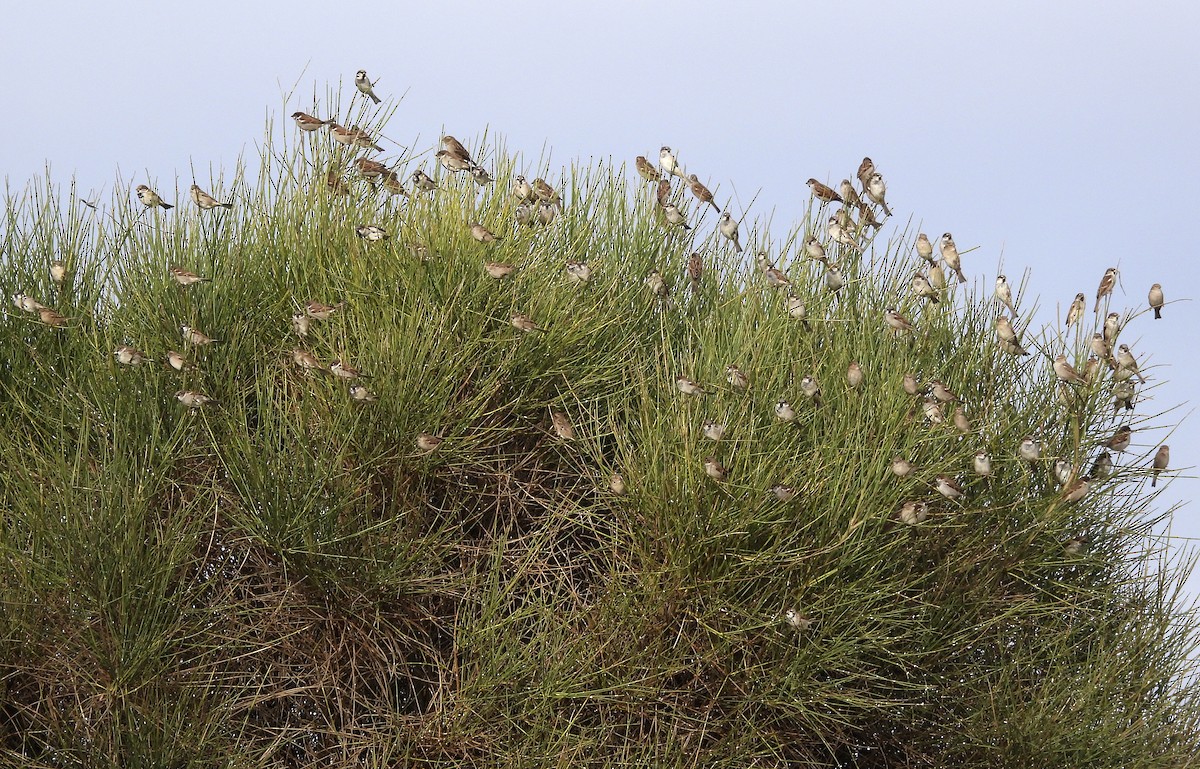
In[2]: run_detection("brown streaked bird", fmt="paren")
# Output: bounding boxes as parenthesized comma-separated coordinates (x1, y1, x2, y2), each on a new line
(356, 225, 388, 241)
(929, 380, 958, 403)
(903, 373, 920, 396)
(719, 212, 742, 252)
(635, 155, 661, 182)
(136, 184, 173, 210)
(806, 178, 842, 203)
(169, 265, 210, 286)
(1151, 445, 1170, 487)
(1094, 267, 1118, 313)
(995, 315, 1020, 344)
(848, 362, 864, 390)
(349, 384, 377, 402)
(165, 350, 191, 372)
(1115, 344, 1146, 383)
(514, 202, 534, 226)
(416, 432, 443, 453)
(890, 456, 913, 478)
(974, 450, 992, 477)
(114, 345, 150, 366)
(827, 215, 855, 247)
(354, 157, 389, 180)
(1066, 292, 1086, 329)
(304, 300, 343, 320)
(787, 293, 809, 327)
(355, 69, 382, 104)
(381, 170, 407, 196)
(1148, 283, 1164, 319)
(656, 179, 672, 207)
(957, 407, 975, 433)
(510, 312, 542, 333)
(928, 262, 947, 290)
(1102, 312, 1121, 345)
(1112, 380, 1136, 413)
(702, 420, 726, 441)
(292, 349, 324, 372)
(512, 174, 533, 202)
(326, 168, 350, 196)
(291, 111, 329, 131)
(436, 149, 472, 172)
(757, 255, 791, 289)
(838, 179, 861, 207)
(935, 475, 963, 500)
(676, 376, 705, 396)
(609, 473, 627, 496)
(687, 174, 720, 212)
(915, 232, 934, 263)
(687, 252, 703, 293)
(50, 260, 67, 285)
(1063, 477, 1090, 503)
(470, 223, 501, 243)
(646, 269, 669, 298)
(536, 200, 557, 226)
(1089, 333, 1112, 363)
(799, 375, 823, 407)
(190, 185, 233, 210)
(825, 263, 846, 293)
(725, 364, 750, 391)
(484, 261, 515, 280)
(940, 233, 966, 282)
(565, 260, 592, 284)
(411, 169, 438, 192)
(865, 172, 892, 216)
(550, 410, 575, 441)
(1104, 425, 1133, 452)
(774, 400, 796, 422)
(532, 178, 560, 205)
(912, 273, 940, 303)
(896, 500, 929, 526)
(804, 237, 827, 263)
(330, 358, 367, 380)
(1083, 355, 1101, 384)
(181, 325, 217, 345)
(662, 203, 690, 229)
(176, 390, 215, 409)
(329, 123, 383, 151)
(703, 456, 728, 481)
(1053, 355, 1086, 385)
(441, 135, 474, 165)
(1018, 436, 1041, 462)
(1091, 450, 1113, 479)
(922, 398, 944, 424)
(856, 157, 876, 191)
(885, 308, 915, 335)
(291, 313, 310, 338)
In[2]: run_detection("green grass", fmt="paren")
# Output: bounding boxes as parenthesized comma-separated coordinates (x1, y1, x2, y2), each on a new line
(0, 103, 1196, 768)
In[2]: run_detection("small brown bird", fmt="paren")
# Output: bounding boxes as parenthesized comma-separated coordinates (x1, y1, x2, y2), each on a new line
(662, 203, 691, 230)
(304, 300, 344, 320)
(565, 260, 592, 284)
(915, 233, 934, 263)
(291, 313, 310, 338)
(725, 364, 749, 391)
(1053, 355, 1087, 385)
(114, 345, 150, 366)
(799, 375, 823, 407)
(510, 313, 542, 333)
(847, 362, 864, 389)
(865, 172, 892, 216)
(470, 223, 501, 243)
(176, 390, 215, 409)
(687, 252, 703, 293)
(416, 432, 443, 453)
(330, 358, 366, 379)
(532, 178, 560, 205)
(635, 156, 661, 182)
(1104, 425, 1133, 452)
(329, 123, 383, 151)
(940, 233, 966, 282)
(292, 349, 324, 372)
(912, 273, 940, 303)
(929, 380, 958, 403)
(935, 475, 963, 500)
(326, 169, 351, 196)
(411, 169, 438, 192)
(356, 225, 388, 241)
(885, 308, 915, 335)
(441, 135, 474, 166)
(645, 269, 670, 299)
(355, 69, 382, 104)
(136, 184, 173, 210)
(995, 315, 1020, 344)
(656, 179, 672, 207)
(181, 325, 218, 345)
(1115, 344, 1146, 383)
(974, 451, 992, 477)
(702, 420, 726, 441)
(512, 174, 534, 202)
(659, 146, 684, 178)
(169, 265, 210, 286)
(703, 456, 728, 481)
(349, 384, 377, 402)
(687, 174, 720, 212)
(1148, 283, 1164, 319)
(922, 398, 945, 424)
(838, 179, 861, 207)
(382, 173, 408, 196)
(1112, 380, 1136, 413)
(995, 275, 1015, 315)
(1066, 293, 1086, 329)
(609, 473, 627, 495)
(1151, 445, 1169, 487)
(550, 410, 575, 441)
(774, 400, 796, 422)
(1102, 312, 1121, 345)
(1062, 477, 1090, 503)
(803, 237, 827, 264)
(890, 456, 913, 478)
(771, 484, 797, 502)
(1018, 436, 1041, 462)
(719, 212, 742, 252)
(355, 157, 389, 180)
(1095, 267, 1118, 313)
(191, 185, 233, 210)
(856, 157, 876, 191)
(291, 111, 329, 131)
(436, 149, 472, 172)
(537, 201, 557, 226)
(676, 376, 705, 396)
(806, 179, 842, 203)
(165, 350, 191, 372)
(484, 261, 515, 280)
(50, 260, 67, 285)
(896, 500, 929, 526)
(1091, 451, 1113, 479)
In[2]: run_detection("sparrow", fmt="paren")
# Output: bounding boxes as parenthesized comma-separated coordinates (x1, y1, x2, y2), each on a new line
(408, 243, 432, 262)
(771, 484, 797, 502)
(1062, 477, 1090, 503)
(799, 375, 823, 407)
(687, 174, 720, 212)
(922, 398, 944, 424)
(827, 216, 855, 247)
(856, 157, 876, 192)
(838, 179, 862, 207)
(609, 473, 627, 495)
(952, 408, 972, 435)
(935, 475, 963, 500)
(1095, 267, 1118, 313)
(973, 450, 992, 477)
(703, 456, 728, 481)
(1066, 293, 1086, 329)
(928, 263, 947, 291)
(1151, 445, 1169, 487)
(702, 420, 725, 441)
(1081, 355, 1104, 383)
(510, 312, 542, 333)
(1148, 283, 1164, 319)
(787, 293, 810, 329)
(411, 169, 438, 192)
(884, 308, 915, 335)
(1053, 355, 1087, 385)
(912, 273, 939, 303)
(806, 179, 842, 204)
(995, 275, 1015, 314)
(181, 325, 218, 345)
(190, 185, 233, 210)
(354, 157, 388, 181)
(1064, 536, 1091, 556)
(114, 345, 150, 366)
(1089, 333, 1113, 363)
(436, 150, 472, 172)
(49, 260, 67, 286)
(847, 362, 864, 389)
(718, 212, 743, 252)
(536, 201, 557, 226)
(890, 456, 913, 478)
(169, 265, 210, 286)
(514, 202, 534, 226)
(662, 204, 691, 230)
(136, 184, 173, 210)
(1018, 436, 1041, 462)
(915, 233, 934, 263)
(416, 432, 443, 453)
(803, 237, 827, 263)
(441, 135, 474, 165)
(176, 390, 215, 409)
(355, 69, 382, 104)
(902, 373, 920, 396)
(484, 261, 515, 280)
(897, 500, 929, 526)
(291, 111, 329, 131)
(995, 316, 1020, 345)
(330, 358, 366, 379)
(865, 172, 892, 216)
(304, 300, 344, 319)
(687, 252, 703, 293)
(725, 364, 750, 391)
(329, 123, 383, 151)
(1115, 344, 1146, 383)
(825, 264, 846, 293)
(656, 179, 672, 207)
(565, 260, 592, 284)
(532, 178, 559, 204)
(383, 173, 408, 197)
(659, 146, 685, 178)
(550, 410, 575, 441)
(355, 225, 389, 241)
(1102, 312, 1121, 345)
(470, 223, 501, 243)
(1112, 380, 1136, 412)
(1091, 451, 1113, 479)
(774, 400, 796, 422)
(326, 169, 351, 196)
(349, 384, 377, 402)
(645, 269, 669, 298)
(676, 376, 705, 396)
(940, 233, 966, 282)
(758, 257, 792, 289)
(1054, 459, 1076, 487)
(292, 349, 324, 372)
(635, 156, 661, 182)
(165, 350, 191, 372)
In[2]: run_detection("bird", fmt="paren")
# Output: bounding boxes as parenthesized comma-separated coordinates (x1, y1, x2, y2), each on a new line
(1148, 283, 1164, 319)
(50, 260, 66, 285)
(902, 373, 920, 396)
(803, 237, 827, 263)
(304, 300, 344, 319)
(484, 261, 515, 280)
(856, 157, 876, 191)
(326, 169, 351, 196)
(896, 500, 929, 526)
(1018, 436, 1041, 462)
(726, 364, 750, 391)
(676, 376, 705, 396)
(995, 275, 1015, 314)
(510, 313, 542, 333)
(1054, 355, 1087, 385)
(191, 185, 233, 210)
(1104, 425, 1133, 452)
(181, 325, 218, 345)
(659, 146, 685, 178)
(703, 456, 728, 481)
(136, 184, 173, 210)
(827, 216, 856, 247)
(354, 157, 388, 180)
(757, 255, 791, 289)
(355, 225, 388, 241)
(1091, 451, 1113, 479)
(1115, 344, 1146, 383)
(1112, 380, 1136, 413)
(1054, 459, 1077, 487)
(609, 474, 627, 496)
(169, 265, 210, 286)
(416, 432, 443, 453)
(536, 201, 557, 226)
(436, 150, 472, 172)
(1102, 312, 1121, 345)
(292, 349, 324, 372)
(1066, 293, 1086, 329)
(847, 362, 864, 390)
(165, 351, 191, 372)
(865, 172, 892, 216)
(291, 111, 329, 131)
(176, 390, 215, 409)
(411, 169, 438, 192)
(662, 204, 691, 230)
(470, 223, 501, 243)
(381, 171, 406, 196)
(441, 135, 474, 164)
(532, 178, 560, 204)
(995, 316, 1020, 345)
(838, 179, 862, 207)
(929, 380, 958, 404)
(655, 179, 672, 207)
(940, 233, 966, 282)
(1062, 477, 1090, 503)
(799, 375, 822, 407)
(330, 359, 367, 379)
(635, 156, 661, 182)
(915, 233, 934, 263)
(935, 475, 963, 500)
(928, 263, 947, 291)
(550, 410, 575, 441)
(1089, 333, 1113, 363)
(349, 384, 377, 402)
(922, 398, 944, 424)
(787, 293, 808, 326)
(890, 456, 913, 478)
(1095, 267, 1118, 313)
(565, 260, 592, 285)
(114, 346, 150, 366)
(885, 308, 915, 335)
(1064, 536, 1091, 556)
(687, 252, 703, 293)
(824, 264, 846, 293)
(912, 273, 940, 303)
(645, 269, 669, 299)
(513, 202, 534, 226)
(702, 420, 725, 441)
(718, 212, 742, 252)
(329, 123, 383, 151)
(1151, 445, 1170, 487)
(771, 484, 797, 502)
(774, 400, 796, 422)
(355, 69, 382, 104)
(687, 174, 720, 212)
(973, 451, 992, 477)
(806, 179, 842, 204)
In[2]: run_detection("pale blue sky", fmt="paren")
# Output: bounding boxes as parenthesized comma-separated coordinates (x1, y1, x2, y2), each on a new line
(2, 1, 1197, 592)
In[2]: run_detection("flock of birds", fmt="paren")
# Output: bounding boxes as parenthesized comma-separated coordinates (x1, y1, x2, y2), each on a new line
(6, 69, 1173, 521)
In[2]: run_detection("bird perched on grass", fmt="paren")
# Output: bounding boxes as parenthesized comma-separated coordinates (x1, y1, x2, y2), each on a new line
(807, 179, 842, 204)
(169, 266, 210, 286)
(687, 174, 720, 212)
(635, 156, 661, 182)
(291, 111, 330, 131)
(1148, 283, 1164, 319)
(1095, 267, 1118, 313)
(355, 69, 382, 104)
(719, 212, 742, 252)
(191, 185, 232, 210)
(941, 233, 966, 282)
(136, 184, 173, 210)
